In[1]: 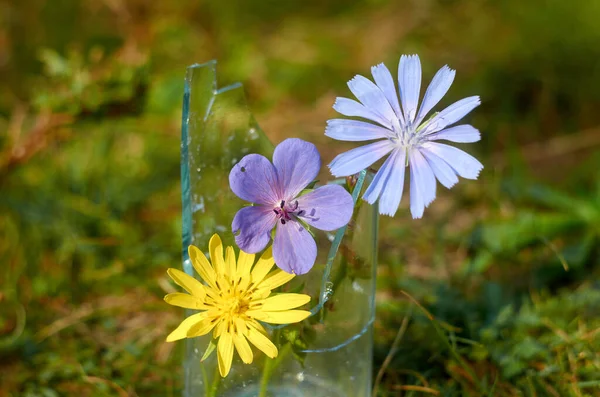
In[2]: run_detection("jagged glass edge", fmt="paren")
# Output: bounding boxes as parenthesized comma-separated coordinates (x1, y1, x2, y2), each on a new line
(180, 60, 244, 276)
(180, 64, 194, 275)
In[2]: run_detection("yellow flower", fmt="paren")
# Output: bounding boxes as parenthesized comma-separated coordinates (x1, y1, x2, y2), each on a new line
(164, 234, 311, 377)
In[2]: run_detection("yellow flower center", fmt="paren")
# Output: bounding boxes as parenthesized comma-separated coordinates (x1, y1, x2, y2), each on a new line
(225, 295, 249, 316)
(218, 278, 252, 319)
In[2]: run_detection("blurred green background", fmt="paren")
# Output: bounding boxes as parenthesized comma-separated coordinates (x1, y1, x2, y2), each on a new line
(1, 0, 599, 396)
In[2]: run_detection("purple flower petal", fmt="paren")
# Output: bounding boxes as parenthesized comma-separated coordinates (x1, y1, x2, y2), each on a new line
(325, 119, 394, 142)
(371, 63, 403, 121)
(420, 147, 458, 189)
(398, 55, 422, 123)
(415, 65, 455, 125)
(230, 154, 280, 205)
(378, 149, 407, 217)
(422, 96, 480, 135)
(409, 149, 436, 219)
(348, 74, 397, 125)
(363, 148, 407, 216)
(362, 148, 397, 205)
(329, 140, 394, 177)
(296, 185, 353, 231)
(421, 142, 483, 180)
(273, 221, 317, 275)
(333, 97, 393, 130)
(272, 138, 320, 200)
(427, 125, 480, 143)
(232, 206, 277, 254)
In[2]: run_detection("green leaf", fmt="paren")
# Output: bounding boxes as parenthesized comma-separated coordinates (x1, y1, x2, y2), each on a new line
(526, 184, 599, 222)
(282, 328, 299, 345)
(481, 211, 580, 253)
(38, 48, 71, 77)
(201, 339, 217, 362)
(305, 180, 319, 190)
(461, 250, 494, 274)
(281, 325, 316, 368)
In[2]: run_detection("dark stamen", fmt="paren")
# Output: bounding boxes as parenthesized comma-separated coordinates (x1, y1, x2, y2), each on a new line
(280, 219, 286, 225)
(280, 200, 285, 208)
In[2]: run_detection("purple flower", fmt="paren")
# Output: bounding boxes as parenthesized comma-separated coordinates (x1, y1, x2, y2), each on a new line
(327, 54, 483, 218)
(229, 138, 354, 275)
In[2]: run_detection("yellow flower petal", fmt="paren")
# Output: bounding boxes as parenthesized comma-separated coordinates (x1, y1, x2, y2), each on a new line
(188, 245, 216, 289)
(213, 318, 228, 339)
(258, 269, 295, 291)
(187, 317, 217, 337)
(204, 286, 221, 301)
(234, 317, 248, 335)
(237, 275, 251, 293)
(233, 333, 253, 364)
(164, 293, 207, 310)
(166, 313, 206, 342)
(209, 234, 225, 276)
(246, 327, 278, 358)
(251, 288, 272, 300)
(225, 246, 237, 279)
(167, 268, 206, 298)
(218, 332, 234, 377)
(236, 250, 255, 279)
(247, 319, 268, 335)
(251, 246, 275, 284)
(246, 309, 311, 324)
(255, 293, 311, 311)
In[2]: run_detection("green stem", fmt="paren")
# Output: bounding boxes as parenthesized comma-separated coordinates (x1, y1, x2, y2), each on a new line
(258, 342, 291, 397)
(201, 362, 209, 397)
(207, 363, 221, 397)
(315, 170, 367, 320)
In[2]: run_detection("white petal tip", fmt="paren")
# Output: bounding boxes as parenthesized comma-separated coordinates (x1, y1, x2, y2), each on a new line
(327, 163, 344, 178)
(467, 171, 483, 180)
(371, 63, 385, 72)
(410, 206, 424, 219)
(410, 211, 423, 219)
(462, 171, 482, 180)
(470, 164, 484, 179)
(381, 210, 398, 217)
(361, 194, 375, 205)
(332, 97, 346, 110)
(347, 75, 362, 87)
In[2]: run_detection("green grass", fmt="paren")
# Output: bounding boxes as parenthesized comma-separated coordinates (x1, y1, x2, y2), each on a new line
(1, 0, 600, 396)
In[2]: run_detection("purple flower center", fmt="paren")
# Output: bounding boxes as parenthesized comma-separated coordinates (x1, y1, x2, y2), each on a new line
(272, 200, 302, 225)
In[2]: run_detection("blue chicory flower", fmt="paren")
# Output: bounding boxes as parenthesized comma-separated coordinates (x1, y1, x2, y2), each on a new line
(327, 54, 483, 218)
(229, 138, 354, 275)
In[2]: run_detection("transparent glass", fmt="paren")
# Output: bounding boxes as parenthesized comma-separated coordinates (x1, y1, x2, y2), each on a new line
(180, 61, 379, 397)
